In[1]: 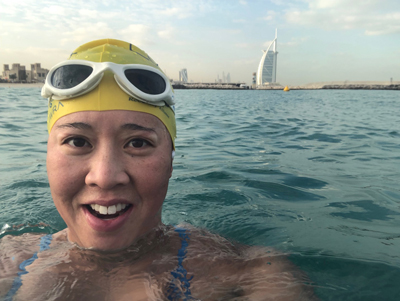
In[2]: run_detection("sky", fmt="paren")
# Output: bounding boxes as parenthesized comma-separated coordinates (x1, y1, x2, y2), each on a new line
(1, 0, 400, 85)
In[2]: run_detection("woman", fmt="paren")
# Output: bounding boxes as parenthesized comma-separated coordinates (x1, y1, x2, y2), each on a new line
(0, 39, 316, 300)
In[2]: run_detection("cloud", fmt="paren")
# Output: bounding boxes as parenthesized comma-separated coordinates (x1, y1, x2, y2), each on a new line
(236, 43, 251, 48)
(42, 5, 66, 15)
(239, 0, 247, 5)
(24, 46, 68, 59)
(365, 13, 400, 35)
(156, 2, 212, 19)
(284, 0, 400, 35)
(118, 24, 155, 46)
(78, 8, 119, 19)
(61, 22, 116, 45)
(1, 0, 212, 58)
(157, 26, 176, 40)
(280, 37, 308, 47)
(1, 46, 69, 68)
(159, 7, 193, 19)
(233, 58, 257, 66)
(264, 10, 278, 21)
(270, 0, 286, 5)
(0, 20, 28, 34)
(78, 8, 98, 18)
(230, 29, 243, 35)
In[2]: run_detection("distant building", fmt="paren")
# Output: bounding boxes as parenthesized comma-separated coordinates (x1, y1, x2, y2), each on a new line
(226, 73, 231, 83)
(256, 29, 278, 86)
(30, 63, 48, 83)
(252, 72, 257, 89)
(2, 63, 48, 82)
(217, 72, 231, 83)
(179, 68, 188, 83)
(3, 64, 27, 82)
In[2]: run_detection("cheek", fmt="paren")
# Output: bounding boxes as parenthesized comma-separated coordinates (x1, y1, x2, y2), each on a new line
(46, 148, 83, 200)
(135, 156, 172, 200)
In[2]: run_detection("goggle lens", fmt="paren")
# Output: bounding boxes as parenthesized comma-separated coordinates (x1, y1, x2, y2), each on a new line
(124, 69, 166, 95)
(51, 65, 93, 89)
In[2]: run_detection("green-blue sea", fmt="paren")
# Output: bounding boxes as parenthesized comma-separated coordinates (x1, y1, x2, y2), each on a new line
(1, 88, 400, 300)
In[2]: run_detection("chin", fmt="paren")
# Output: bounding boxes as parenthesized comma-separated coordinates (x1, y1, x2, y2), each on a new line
(80, 239, 133, 253)
(68, 231, 133, 253)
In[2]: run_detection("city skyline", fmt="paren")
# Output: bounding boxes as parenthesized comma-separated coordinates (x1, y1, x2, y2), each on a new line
(1, 0, 399, 85)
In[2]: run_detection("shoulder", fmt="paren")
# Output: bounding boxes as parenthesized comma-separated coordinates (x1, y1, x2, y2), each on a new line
(0, 230, 69, 298)
(174, 225, 318, 300)
(0, 230, 66, 274)
(0, 233, 44, 263)
(0, 233, 44, 296)
(173, 224, 239, 253)
(238, 246, 318, 300)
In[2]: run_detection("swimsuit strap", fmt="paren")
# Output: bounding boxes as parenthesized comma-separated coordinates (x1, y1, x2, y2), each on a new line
(167, 227, 194, 300)
(5, 234, 53, 301)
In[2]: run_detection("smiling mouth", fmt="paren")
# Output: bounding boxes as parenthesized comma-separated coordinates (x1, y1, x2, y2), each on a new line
(86, 204, 132, 220)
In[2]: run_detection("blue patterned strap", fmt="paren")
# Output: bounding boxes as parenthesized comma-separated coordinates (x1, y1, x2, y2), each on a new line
(167, 227, 194, 300)
(4, 234, 53, 301)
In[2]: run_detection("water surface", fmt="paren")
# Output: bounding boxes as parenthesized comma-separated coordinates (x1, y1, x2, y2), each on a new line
(1, 88, 399, 300)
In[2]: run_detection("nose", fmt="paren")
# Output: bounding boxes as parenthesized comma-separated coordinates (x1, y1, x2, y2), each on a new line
(85, 144, 130, 190)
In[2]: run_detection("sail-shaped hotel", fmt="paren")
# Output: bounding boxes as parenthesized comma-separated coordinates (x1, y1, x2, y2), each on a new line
(256, 29, 278, 86)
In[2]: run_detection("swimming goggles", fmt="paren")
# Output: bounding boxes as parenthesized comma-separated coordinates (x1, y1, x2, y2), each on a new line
(41, 60, 175, 106)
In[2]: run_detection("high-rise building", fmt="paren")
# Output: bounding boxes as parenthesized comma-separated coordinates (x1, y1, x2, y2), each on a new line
(256, 29, 278, 86)
(179, 69, 188, 83)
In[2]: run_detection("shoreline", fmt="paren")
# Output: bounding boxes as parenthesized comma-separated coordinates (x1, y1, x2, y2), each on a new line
(0, 83, 43, 88)
(173, 82, 400, 90)
(1, 82, 399, 91)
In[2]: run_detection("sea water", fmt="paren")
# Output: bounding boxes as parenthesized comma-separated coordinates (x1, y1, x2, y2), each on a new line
(0, 87, 399, 300)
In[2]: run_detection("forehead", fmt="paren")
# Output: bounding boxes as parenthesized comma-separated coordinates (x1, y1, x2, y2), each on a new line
(52, 110, 166, 131)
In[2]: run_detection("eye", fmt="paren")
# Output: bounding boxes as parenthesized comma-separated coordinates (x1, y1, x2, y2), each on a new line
(126, 139, 149, 148)
(64, 137, 91, 148)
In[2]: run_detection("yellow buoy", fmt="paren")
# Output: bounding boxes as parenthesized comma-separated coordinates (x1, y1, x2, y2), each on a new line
(283, 86, 290, 92)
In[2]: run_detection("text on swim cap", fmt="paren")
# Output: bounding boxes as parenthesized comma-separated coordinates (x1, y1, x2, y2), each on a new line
(48, 100, 64, 124)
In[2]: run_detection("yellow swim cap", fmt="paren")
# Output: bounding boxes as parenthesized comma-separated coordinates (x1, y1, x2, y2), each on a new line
(46, 39, 176, 148)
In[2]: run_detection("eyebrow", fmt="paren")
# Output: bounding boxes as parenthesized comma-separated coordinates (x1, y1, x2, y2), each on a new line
(55, 122, 92, 130)
(121, 123, 156, 133)
(54, 122, 155, 132)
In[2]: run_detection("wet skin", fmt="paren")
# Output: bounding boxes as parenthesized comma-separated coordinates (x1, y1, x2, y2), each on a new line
(46, 110, 173, 251)
(0, 110, 318, 300)
(0, 228, 318, 301)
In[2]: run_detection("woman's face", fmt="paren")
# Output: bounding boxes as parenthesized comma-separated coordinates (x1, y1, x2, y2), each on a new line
(47, 110, 173, 251)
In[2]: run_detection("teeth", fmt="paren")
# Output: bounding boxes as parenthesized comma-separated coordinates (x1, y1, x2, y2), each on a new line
(89, 203, 128, 215)
(99, 205, 107, 215)
(108, 205, 116, 215)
